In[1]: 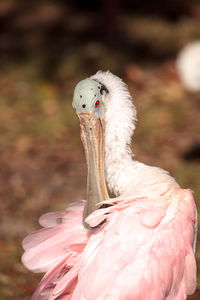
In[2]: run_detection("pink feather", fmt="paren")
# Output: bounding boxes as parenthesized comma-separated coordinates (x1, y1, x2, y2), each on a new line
(22, 188, 196, 300)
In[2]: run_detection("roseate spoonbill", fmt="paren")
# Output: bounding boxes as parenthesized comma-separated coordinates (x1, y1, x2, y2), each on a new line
(176, 41, 200, 92)
(22, 71, 197, 300)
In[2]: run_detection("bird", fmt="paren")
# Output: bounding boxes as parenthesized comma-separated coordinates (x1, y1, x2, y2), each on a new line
(176, 41, 200, 92)
(22, 71, 197, 300)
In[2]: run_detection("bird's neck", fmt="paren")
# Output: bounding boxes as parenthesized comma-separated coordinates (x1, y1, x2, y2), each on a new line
(90, 71, 140, 196)
(105, 135, 140, 196)
(90, 71, 178, 199)
(104, 136, 179, 198)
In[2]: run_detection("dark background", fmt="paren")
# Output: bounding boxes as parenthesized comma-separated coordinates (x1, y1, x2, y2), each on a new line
(0, 0, 200, 299)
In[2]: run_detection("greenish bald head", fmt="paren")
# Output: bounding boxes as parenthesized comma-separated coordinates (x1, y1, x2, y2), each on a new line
(72, 77, 110, 229)
(72, 78, 108, 118)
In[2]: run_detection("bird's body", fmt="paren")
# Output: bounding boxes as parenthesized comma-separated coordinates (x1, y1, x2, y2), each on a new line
(22, 71, 197, 300)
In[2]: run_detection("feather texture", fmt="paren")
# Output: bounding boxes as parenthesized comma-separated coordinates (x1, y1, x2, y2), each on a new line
(22, 188, 196, 299)
(22, 71, 197, 299)
(91, 71, 178, 197)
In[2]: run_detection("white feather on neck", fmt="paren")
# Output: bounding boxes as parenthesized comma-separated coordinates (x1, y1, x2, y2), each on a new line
(91, 71, 178, 198)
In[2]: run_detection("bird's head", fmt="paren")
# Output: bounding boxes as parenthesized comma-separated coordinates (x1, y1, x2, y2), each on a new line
(72, 78, 109, 229)
(72, 78, 108, 118)
(73, 71, 137, 229)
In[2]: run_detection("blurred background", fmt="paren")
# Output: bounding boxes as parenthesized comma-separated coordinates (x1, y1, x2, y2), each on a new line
(0, 0, 200, 299)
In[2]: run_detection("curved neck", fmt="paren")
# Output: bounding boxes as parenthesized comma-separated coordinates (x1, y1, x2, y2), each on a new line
(90, 71, 138, 196)
(90, 71, 178, 198)
(105, 135, 135, 196)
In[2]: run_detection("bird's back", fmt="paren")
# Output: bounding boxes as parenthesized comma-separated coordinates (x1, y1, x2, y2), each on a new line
(72, 188, 196, 300)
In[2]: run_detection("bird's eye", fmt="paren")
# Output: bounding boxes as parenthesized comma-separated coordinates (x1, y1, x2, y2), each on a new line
(95, 100, 100, 108)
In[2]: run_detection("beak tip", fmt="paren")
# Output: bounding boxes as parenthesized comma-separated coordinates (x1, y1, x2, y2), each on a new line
(83, 218, 92, 230)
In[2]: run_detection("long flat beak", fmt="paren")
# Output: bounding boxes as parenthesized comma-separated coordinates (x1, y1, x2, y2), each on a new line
(77, 113, 109, 229)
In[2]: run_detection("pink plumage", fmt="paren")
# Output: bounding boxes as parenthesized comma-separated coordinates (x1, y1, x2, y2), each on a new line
(22, 72, 197, 299)
(22, 188, 196, 300)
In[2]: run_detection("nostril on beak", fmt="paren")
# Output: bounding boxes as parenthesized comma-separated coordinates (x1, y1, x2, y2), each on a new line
(82, 104, 86, 108)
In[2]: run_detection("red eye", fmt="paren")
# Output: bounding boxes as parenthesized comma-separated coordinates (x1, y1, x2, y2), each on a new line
(95, 100, 100, 108)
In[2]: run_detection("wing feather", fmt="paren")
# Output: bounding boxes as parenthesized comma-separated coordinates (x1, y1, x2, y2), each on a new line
(73, 188, 196, 300)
